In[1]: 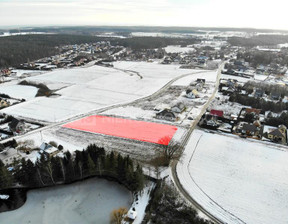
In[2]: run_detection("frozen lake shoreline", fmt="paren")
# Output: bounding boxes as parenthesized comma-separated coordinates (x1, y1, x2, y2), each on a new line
(0, 178, 132, 224)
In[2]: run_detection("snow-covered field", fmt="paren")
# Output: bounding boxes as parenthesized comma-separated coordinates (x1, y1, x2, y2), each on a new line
(99, 69, 218, 132)
(0, 83, 38, 100)
(177, 129, 288, 224)
(254, 74, 268, 81)
(172, 70, 218, 86)
(0, 178, 131, 224)
(164, 45, 195, 53)
(101, 106, 155, 121)
(12, 69, 44, 78)
(2, 62, 195, 122)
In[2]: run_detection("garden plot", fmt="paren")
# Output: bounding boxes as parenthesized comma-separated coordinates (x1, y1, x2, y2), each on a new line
(177, 129, 288, 224)
(2, 62, 195, 123)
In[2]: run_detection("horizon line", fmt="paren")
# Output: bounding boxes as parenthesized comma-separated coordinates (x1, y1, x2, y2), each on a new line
(0, 24, 288, 33)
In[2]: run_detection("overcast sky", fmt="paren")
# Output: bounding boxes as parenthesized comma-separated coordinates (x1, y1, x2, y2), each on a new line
(0, 0, 287, 30)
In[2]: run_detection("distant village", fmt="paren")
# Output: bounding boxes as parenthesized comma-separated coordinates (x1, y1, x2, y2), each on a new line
(200, 73, 288, 146)
(1, 35, 288, 160)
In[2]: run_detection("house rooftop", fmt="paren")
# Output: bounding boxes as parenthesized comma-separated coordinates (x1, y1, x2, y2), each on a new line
(242, 123, 258, 132)
(269, 128, 285, 137)
(8, 118, 20, 130)
(245, 108, 261, 115)
(127, 210, 137, 220)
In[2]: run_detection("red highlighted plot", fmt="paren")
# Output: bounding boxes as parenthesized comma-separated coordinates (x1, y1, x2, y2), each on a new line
(62, 115, 177, 145)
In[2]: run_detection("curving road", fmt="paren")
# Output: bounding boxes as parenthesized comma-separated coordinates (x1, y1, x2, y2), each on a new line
(171, 62, 225, 224)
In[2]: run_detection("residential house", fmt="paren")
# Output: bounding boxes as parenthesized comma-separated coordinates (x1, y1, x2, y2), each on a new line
(0, 99, 10, 108)
(270, 92, 281, 101)
(39, 142, 59, 157)
(189, 81, 204, 91)
(156, 109, 176, 122)
(154, 103, 170, 111)
(234, 122, 261, 138)
(127, 209, 137, 221)
(197, 56, 208, 64)
(254, 89, 265, 98)
(0, 195, 9, 200)
(210, 109, 224, 118)
(186, 89, 199, 99)
(8, 118, 26, 134)
(171, 102, 185, 113)
(0, 69, 11, 76)
(40, 142, 53, 151)
(199, 113, 220, 129)
(282, 96, 288, 103)
(219, 79, 239, 94)
(238, 108, 261, 121)
(221, 86, 235, 95)
(263, 125, 287, 144)
(196, 78, 206, 84)
(162, 56, 172, 64)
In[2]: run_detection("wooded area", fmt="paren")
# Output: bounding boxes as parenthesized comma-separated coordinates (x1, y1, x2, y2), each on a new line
(0, 144, 145, 192)
(229, 93, 288, 113)
(228, 35, 288, 47)
(0, 34, 198, 68)
(143, 181, 213, 224)
(0, 34, 111, 68)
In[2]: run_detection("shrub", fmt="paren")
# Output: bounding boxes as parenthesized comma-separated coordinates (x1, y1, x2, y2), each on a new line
(49, 141, 58, 148)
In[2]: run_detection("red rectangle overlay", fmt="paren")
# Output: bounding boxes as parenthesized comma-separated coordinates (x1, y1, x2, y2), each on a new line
(62, 115, 177, 145)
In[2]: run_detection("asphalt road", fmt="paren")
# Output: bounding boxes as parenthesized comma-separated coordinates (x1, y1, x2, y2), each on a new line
(170, 62, 225, 224)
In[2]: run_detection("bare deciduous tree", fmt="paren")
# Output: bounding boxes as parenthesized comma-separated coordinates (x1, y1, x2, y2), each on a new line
(110, 207, 128, 224)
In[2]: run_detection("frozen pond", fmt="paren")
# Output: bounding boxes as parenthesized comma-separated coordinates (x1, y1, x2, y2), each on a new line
(0, 178, 132, 224)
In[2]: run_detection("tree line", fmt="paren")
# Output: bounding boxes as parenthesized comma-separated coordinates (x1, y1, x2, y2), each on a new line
(0, 34, 112, 68)
(0, 144, 145, 192)
(143, 180, 213, 224)
(229, 93, 288, 113)
(228, 35, 288, 47)
(265, 112, 288, 128)
(113, 37, 198, 50)
(0, 34, 200, 68)
(243, 81, 288, 97)
(236, 50, 288, 68)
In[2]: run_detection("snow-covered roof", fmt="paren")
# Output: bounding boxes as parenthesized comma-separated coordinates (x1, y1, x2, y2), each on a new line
(127, 209, 137, 220)
(0, 194, 9, 200)
(45, 147, 59, 155)
(40, 142, 52, 151)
